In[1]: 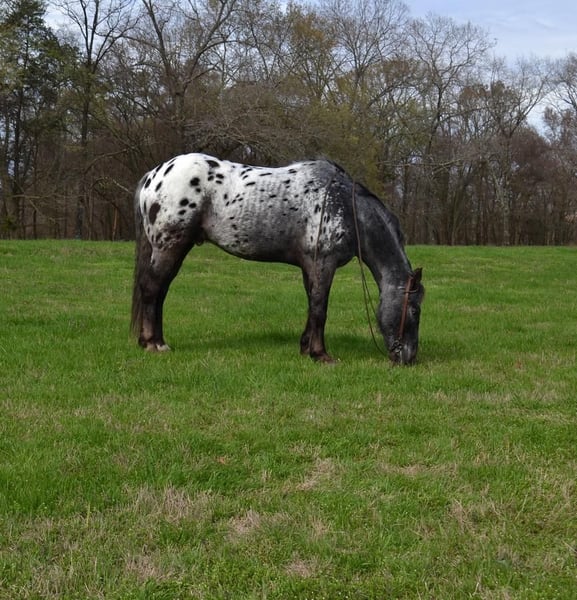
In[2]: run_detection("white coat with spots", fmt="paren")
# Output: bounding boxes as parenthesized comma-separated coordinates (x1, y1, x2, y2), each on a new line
(138, 153, 349, 266)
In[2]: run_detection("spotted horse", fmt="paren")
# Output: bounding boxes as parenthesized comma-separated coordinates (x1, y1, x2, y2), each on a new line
(131, 153, 424, 364)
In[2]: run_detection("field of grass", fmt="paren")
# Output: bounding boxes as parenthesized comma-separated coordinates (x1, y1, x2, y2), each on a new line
(1, 240, 576, 599)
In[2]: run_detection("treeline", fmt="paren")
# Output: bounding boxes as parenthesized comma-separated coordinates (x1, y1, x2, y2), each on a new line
(1, 0, 577, 244)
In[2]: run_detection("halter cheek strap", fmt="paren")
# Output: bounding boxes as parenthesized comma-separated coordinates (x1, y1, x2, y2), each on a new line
(398, 275, 414, 340)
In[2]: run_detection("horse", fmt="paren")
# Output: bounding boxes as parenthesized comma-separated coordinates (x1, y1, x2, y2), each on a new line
(131, 153, 424, 364)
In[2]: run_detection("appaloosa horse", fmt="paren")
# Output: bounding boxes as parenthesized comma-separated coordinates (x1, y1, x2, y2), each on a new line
(131, 153, 424, 364)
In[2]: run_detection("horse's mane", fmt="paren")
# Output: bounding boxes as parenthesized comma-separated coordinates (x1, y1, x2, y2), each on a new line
(320, 158, 405, 247)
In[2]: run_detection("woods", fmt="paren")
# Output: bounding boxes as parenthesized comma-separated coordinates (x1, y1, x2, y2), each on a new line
(1, 0, 576, 244)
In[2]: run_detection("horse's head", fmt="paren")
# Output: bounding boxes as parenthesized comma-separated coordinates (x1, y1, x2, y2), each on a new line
(379, 268, 424, 365)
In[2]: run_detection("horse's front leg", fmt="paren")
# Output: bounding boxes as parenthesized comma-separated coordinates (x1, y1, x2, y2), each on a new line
(300, 259, 337, 363)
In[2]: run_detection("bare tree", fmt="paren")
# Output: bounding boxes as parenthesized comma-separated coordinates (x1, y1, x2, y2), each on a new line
(51, 0, 137, 238)
(551, 53, 577, 114)
(542, 54, 577, 243)
(483, 57, 551, 243)
(134, 0, 240, 154)
(320, 0, 407, 94)
(403, 14, 492, 243)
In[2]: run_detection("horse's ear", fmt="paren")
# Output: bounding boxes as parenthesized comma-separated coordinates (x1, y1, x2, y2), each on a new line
(414, 267, 422, 285)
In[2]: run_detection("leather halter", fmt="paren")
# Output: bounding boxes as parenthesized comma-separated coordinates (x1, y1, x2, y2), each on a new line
(398, 271, 419, 340)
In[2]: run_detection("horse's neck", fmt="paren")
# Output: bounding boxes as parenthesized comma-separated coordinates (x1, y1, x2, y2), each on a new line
(358, 218, 411, 293)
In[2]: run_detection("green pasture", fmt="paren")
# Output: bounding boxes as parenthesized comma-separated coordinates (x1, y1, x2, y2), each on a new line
(1, 241, 576, 599)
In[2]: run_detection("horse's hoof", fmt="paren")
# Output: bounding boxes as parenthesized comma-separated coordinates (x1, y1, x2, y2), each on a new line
(323, 357, 339, 365)
(313, 353, 339, 365)
(144, 342, 171, 352)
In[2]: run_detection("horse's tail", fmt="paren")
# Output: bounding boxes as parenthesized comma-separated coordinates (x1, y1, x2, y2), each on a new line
(131, 176, 151, 339)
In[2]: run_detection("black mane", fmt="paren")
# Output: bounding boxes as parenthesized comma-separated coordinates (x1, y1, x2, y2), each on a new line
(319, 158, 405, 247)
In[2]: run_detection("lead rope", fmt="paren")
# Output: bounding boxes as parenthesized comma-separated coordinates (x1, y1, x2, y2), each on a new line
(350, 182, 389, 358)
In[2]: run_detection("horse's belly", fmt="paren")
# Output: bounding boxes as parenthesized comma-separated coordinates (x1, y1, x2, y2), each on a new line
(204, 213, 304, 262)
(203, 202, 350, 265)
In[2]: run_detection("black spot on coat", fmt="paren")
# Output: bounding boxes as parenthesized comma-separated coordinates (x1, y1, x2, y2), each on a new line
(149, 202, 161, 225)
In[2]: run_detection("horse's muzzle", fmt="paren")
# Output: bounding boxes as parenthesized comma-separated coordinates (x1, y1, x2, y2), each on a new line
(389, 341, 417, 365)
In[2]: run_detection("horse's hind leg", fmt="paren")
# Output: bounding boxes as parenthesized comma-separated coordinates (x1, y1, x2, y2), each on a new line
(137, 243, 191, 351)
(300, 258, 337, 363)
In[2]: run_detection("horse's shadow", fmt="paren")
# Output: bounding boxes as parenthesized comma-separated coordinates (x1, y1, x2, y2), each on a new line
(175, 330, 376, 359)
(175, 330, 460, 364)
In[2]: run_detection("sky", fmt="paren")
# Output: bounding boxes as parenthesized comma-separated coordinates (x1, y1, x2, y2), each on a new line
(407, 0, 577, 62)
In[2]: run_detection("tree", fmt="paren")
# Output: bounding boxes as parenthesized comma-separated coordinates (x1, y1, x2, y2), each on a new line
(1, 0, 574, 244)
(51, 0, 137, 238)
(402, 14, 492, 243)
(482, 58, 551, 243)
(0, 0, 75, 237)
(132, 0, 240, 154)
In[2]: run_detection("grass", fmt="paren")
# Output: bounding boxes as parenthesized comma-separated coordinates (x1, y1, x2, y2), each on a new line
(1, 240, 576, 599)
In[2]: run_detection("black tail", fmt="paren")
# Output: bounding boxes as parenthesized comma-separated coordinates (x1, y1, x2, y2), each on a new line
(131, 177, 152, 339)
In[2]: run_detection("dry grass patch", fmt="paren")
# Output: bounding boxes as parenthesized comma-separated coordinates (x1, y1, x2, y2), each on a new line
(284, 554, 323, 579)
(228, 508, 263, 541)
(293, 457, 341, 492)
(130, 485, 215, 525)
